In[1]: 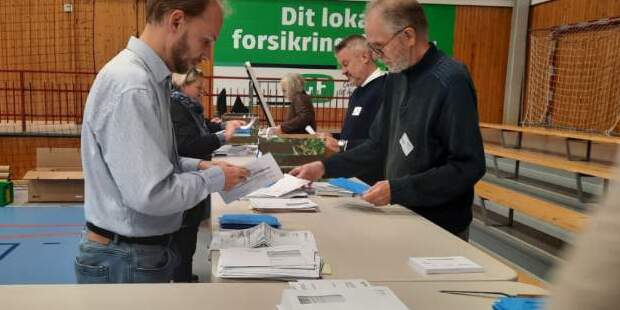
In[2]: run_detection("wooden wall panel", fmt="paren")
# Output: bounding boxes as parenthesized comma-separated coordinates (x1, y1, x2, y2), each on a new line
(0, 137, 81, 179)
(94, 0, 139, 70)
(530, 0, 620, 30)
(453, 5, 513, 124)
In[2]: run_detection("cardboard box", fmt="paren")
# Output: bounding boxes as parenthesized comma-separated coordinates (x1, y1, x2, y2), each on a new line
(23, 148, 84, 202)
(258, 134, 334, 170)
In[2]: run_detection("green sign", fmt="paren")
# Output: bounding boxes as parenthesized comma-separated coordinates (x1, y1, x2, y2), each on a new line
(216, 0, 455, 67)
(302, 74, 334, 103)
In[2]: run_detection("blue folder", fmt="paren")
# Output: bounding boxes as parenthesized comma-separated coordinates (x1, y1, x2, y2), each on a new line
(492, 297, 545, 310)
(218, 214, 281, 229)
(328, 178, 371, 195)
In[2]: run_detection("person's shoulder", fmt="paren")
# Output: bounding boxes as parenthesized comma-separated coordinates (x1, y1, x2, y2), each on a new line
(97, 49, 152, 91)
(431, 55, 471, 87)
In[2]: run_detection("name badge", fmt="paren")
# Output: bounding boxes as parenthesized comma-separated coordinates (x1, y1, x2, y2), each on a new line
(399, 132, 414, 156)
(352, 106, 362, 116)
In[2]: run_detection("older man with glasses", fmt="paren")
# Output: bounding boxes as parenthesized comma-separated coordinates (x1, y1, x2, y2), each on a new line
(292, 0, 485, 240)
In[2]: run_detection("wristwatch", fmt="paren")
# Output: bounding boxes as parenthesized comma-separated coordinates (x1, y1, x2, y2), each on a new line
(337, 140, 348, 151)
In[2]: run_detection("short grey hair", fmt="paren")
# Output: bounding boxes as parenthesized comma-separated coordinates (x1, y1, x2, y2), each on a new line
(366, 0, 428, 37)
(171, 67, 203, 89)
(280, 73, 305, 96)
(334, 34, 370, 55)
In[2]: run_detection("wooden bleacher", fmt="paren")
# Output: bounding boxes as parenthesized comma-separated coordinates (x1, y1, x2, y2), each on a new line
(475, 180, 587, 233)
(480, 122, 620, 146)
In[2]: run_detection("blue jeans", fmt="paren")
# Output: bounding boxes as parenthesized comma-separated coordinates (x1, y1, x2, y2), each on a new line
(74, 232, 178, 283)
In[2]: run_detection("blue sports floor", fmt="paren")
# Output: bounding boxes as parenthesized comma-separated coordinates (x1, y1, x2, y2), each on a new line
(0, 206, 84, 284)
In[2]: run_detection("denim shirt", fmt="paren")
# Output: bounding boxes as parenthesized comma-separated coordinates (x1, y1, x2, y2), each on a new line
(80, 37, 225, 237)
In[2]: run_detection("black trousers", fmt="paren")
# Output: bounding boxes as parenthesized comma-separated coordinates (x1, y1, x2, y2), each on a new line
(172, 224, 199, 282)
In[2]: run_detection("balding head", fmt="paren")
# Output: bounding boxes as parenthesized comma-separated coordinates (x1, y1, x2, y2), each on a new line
(335, 35, 378, 87)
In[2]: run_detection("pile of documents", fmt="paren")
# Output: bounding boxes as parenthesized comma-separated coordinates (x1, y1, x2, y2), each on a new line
(213, 144, 258, 157)
(408, 256, 484, 275)
(277, 279, 410, 310)
(250, 198, 318, 212)
(211, 223, 321, 279)
(210, 222, 317, 251)
(311, 182, 355, 197)
(219, 153, 284, 204)
(216, 245, 320, 279)
(246, 174, 310, 198)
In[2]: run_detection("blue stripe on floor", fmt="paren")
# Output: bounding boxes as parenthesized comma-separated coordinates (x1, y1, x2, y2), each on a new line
(0, 207, 84, 284)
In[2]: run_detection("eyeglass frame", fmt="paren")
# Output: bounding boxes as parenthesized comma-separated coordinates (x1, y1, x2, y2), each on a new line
(367, 26, 411, 57)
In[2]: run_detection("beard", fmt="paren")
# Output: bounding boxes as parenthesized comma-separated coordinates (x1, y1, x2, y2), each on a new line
(170, 32, 191, 74)
(386, 53, 411, 73)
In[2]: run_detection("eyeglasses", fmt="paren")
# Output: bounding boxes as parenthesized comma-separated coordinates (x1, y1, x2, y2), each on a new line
(367, 27, 408, 57)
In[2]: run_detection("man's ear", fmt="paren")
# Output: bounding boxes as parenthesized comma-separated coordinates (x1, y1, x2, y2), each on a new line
(166, 9, 186, 34)
(360, 51, 372, 64)
(403, 27, 417, 48)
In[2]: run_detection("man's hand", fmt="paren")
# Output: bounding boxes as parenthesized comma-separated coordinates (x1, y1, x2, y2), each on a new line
(198, 160, 249, 191)
(318, 133, 340, 153)
(220, 164, 250, 191)
(290, 161, 325, 181)
(362, 180, 391, 206)
(224, 120, 245, 142)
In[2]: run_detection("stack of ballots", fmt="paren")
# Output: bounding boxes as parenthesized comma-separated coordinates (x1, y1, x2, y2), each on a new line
(277, 279, 410, 310)
(250, 198, 318, 212)
(211, 223, 320, 279)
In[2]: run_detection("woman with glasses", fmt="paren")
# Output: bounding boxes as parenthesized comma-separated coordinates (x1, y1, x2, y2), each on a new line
(273, 73, 316, 134)
(170, 68, 243, 282)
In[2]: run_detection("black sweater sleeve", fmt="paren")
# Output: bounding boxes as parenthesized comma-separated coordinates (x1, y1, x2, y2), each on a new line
(389, 74, 486, 207)
(322, 100, 388, 178)
(170, 103, 222, 160)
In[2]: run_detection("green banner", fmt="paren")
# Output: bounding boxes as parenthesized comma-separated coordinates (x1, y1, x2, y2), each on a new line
(215, 0, 455, 67)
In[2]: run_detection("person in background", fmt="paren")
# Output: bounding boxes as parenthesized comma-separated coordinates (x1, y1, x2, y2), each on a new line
(273, 73, 316, 134)
(170, 68, 243, 282)
(320, 34, 386, 185)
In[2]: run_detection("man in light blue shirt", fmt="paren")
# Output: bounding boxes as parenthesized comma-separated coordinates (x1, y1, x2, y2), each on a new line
(76, 0, 248, 283)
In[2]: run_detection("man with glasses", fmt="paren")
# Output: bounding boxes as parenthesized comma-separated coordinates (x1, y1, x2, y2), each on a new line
(292, 0, 485, 240)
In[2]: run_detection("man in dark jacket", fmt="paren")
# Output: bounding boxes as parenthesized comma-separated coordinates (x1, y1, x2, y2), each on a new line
(322, 34, 386, 185)
(292, 0, 485, 240)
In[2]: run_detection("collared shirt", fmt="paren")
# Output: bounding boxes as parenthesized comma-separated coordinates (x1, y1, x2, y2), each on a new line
(81, 37, 225, 237)
(360, 68, 386, 87)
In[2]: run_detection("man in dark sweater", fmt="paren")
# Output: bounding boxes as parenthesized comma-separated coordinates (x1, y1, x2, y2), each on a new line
(292, 0, 485, 240)
(322, 35, 386, 185)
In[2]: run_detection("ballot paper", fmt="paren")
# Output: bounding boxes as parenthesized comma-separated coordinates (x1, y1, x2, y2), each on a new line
(289, 279, 372, 290)
(277, 286, 409, 310)
(408, 256, 484, 275)
(213, 144, 258, 157)
(210, 222, 318, 252)
(250, 198, 318, 212)
(216, 245, 321, 279)
(219, 153, 284, 204)
(312, 182, 355, 197)
(246, 174, 310, 198)
(240, 117, 257, 130)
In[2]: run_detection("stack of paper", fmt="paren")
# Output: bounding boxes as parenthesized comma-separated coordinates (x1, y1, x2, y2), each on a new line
(312, 182, 354, 197)
(328, 178, 371, 195)
(250, 198, 318, 212)
(210, 222, 317, 252)
(408, 256, 484, 275)
(213, 144, 258, 157)
(288, 279, 372, 290)
(219, 153, 284, 204)
(246, 174, 310, 198)
(277, 285, 409, 310)
(216, 245, 321, 279)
